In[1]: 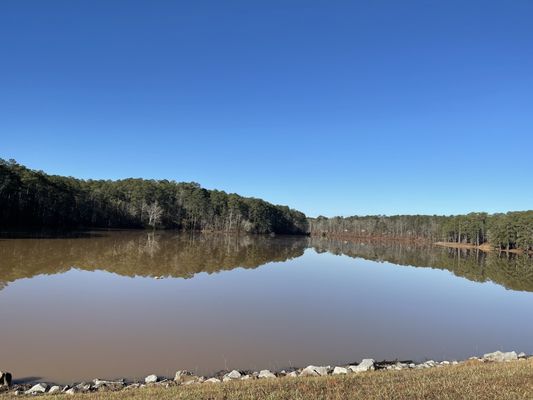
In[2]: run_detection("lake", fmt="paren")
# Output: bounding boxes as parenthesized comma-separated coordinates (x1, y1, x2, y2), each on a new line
(1, 231, 532, 384)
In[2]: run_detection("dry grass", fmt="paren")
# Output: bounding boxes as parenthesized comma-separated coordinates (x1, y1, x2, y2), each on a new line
(2, 359, 533, 400)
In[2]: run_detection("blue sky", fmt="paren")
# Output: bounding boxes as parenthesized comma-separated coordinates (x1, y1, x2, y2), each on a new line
(1, 1, 532, 217)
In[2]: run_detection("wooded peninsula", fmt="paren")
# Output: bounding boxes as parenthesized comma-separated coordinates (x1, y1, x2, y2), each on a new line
(1, 159, 532, 251)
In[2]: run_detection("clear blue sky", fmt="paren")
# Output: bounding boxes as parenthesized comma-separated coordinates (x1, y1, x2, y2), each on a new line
(1, 1, 532, 217)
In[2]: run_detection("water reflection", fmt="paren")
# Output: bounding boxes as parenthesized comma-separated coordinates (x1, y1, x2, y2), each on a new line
(0, 231, 307, 290)
(310, 238, 533, 292)
(1, 232, 533, 383)
(1, 232, 532, 292)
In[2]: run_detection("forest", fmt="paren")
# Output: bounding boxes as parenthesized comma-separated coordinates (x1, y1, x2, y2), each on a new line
(0, 159, 308, 234)
(1, 159, 532, 251)
(309, 212, 533, 251)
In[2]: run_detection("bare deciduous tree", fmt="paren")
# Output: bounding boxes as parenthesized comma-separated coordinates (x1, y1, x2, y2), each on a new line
(144, 201, 163, 229)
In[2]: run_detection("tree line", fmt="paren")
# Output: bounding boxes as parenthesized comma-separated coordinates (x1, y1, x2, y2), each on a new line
(2, 159, 531, 250)
(0, 159, 308, 234)
(308, 212, 533, 251)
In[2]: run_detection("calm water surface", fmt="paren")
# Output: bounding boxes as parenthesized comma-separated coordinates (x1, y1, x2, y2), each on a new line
(1, 231, 532, 384)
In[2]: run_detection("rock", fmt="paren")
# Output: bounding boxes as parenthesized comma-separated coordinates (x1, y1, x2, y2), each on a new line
(483, 351, 518, 362)
(349, 359, 375, 373)
(93, 379, 125, 391)
(225, 370, 242, 380)
(258, 370, 276, 379)
(25, 383, 49, 394)
(518, 352, 527, 359)
(145, 374, 158, 384)
(125, 383, 141, 390)
(332, 366, 348, 375)
(49, 385, 61, 394)
(241, 375, 251, 380)
(300, 365, 330, 377)
(286, 371, 298, 378)
(75, 382, 92, 392)
(204, 377, 221, 384)
(174, 370, 198, 385)
(183, 376, 203, 385)
(65, 388, 77, 395)
(0, 372, 12, 387)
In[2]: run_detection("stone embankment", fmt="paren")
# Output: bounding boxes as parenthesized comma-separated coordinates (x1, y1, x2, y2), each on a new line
(0, 351, 528, 396)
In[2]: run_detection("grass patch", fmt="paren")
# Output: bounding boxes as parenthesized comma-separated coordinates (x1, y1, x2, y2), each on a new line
(2, 359, 532, 400)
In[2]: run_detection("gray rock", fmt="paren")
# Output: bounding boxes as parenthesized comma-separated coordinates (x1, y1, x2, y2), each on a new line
(225, 370, 242, 380)
(48, 386, 61, 394)
(75, 382, 92, 392)
(0, 371, 12, 387)
(518, 352, 527, 359)
(483, 351, 518, 362)
(93, 379, 125, 391)
(25, 383, 49, 394)
(241, 375, 251, 380)
(332, 366, 348, 375)
(258, 370, 276, 379)
(145, 374, 158, 384)
(349, 359, 375, 373)
(286, 371, 298, 378)
(65, 388, 77, 395)
(174, 370, 198, 385)
(125, 383, 141, 390)
(300, 365, 330, 377)
(204, 377, 221, 384)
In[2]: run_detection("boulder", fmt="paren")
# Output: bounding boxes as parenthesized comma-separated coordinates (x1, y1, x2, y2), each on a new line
(483, 351, 518, 362)
(174, 370, 198, 385)
(225, 370, 242, 380)
(145, 374, 158, 384)
(65, 388, 77, 395)
(93, 379, 125, 391)
(332, 366, 348, 375)
(204, 377, 221, 384)
(518, 352, 527, 359)
(49, 386, 61, 394)
(300, 365, 330, 377)
(286, 371, 298, 378)
(125, 383, 141, 390)
(25, 383, 49, 394)
(0, 372, 12, 387)
(258, 370, 276, 379)
(348, 359, 375, 373)
(75, 382, 92, 392)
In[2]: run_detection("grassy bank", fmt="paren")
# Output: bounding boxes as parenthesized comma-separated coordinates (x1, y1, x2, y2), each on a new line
(4, 359, 532, 400)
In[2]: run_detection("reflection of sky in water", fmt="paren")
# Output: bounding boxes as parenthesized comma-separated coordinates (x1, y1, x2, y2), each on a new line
(1, 245, 533, 384)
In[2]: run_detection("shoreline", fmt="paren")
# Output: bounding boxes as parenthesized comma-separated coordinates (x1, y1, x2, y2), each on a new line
(1, 351, 529, 396)
(434, 241, 533, 255)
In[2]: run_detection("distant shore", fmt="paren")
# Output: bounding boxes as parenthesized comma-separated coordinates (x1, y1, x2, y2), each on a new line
(434, 241, 533, 255)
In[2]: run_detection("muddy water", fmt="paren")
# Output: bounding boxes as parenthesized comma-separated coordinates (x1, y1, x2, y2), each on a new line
(1, 231, 532, 384)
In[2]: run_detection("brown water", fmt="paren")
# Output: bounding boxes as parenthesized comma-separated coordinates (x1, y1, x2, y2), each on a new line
(1, 231, 532, 384)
